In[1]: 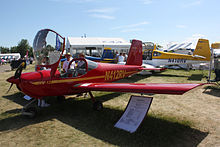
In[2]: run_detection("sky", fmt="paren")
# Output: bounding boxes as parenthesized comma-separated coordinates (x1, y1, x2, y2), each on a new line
(1, 0, 220, 48)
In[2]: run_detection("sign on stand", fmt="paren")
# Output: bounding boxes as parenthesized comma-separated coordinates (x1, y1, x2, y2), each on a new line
(114, 95, 153, 133)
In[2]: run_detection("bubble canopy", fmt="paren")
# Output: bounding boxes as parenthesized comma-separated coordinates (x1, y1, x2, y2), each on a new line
(33, 29, 65, 66)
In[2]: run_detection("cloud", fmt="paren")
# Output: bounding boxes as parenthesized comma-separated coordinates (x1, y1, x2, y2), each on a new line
(87, 8, 118, 13)
(185, 34, 205, 48)
(186, 34, 205, 41)
(141, 0, 153, 5)
(87, 8, 118, 20)
(111, 21, 149, 33)
(121, 28, 143, 33)
(49, 0, 98, 3)
(176, 25, 187, 29)
(112, 21, 149, 30)
(89, 14, 115, 20)
(182, 0, 202, 7)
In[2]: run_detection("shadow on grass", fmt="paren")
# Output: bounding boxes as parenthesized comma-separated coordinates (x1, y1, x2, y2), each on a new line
(203, 85, 220, 97)
(151, 73, 188, 78)
(116, 72, 188, 83)
(1, 93, 208, 147)
(3, 92, 26, 106)
(115, 74, 149, 83)
(188, 74, 203, 81)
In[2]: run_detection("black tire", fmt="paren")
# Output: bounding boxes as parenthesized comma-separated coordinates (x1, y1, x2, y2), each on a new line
(57, 96, 65, 103)
(24, 107, 37, 118)
(93, 101, 103, 111)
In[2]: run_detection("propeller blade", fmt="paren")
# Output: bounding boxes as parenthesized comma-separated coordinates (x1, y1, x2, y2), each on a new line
(14, 61, 25, 79)
(6, 83, 14, 94)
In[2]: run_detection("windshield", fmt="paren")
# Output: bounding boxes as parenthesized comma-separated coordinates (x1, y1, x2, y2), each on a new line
(33, 29, 64, 66)
(86, 59, 98, 71)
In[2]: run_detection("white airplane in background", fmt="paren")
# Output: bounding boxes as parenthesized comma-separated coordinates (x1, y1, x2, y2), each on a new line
(141, 39, 211, 70)
(212, 42, 220, 57)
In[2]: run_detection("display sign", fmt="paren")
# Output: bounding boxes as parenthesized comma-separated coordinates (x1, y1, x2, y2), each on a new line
(114, 95, 153, 133)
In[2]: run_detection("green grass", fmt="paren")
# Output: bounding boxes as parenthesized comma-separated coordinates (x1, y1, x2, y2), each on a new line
(0, 66, 212, 146)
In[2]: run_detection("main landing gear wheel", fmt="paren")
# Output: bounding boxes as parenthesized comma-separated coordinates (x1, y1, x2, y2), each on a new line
(22, 107, 37, 119)
(93, 101, 103, 111)
(57, 96, 65, 103)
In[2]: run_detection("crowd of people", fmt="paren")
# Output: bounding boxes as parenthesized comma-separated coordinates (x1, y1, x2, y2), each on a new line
(62, 52, 85, 73)
(114, 51, 128, 63)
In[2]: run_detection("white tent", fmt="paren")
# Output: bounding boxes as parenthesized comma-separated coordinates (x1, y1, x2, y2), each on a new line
(67, 37, 130, 49)
(66, 37, 131, 56)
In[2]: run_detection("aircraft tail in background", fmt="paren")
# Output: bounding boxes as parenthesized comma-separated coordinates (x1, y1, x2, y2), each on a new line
(126, 40, 143, 66)
(193, 39, 211, 61)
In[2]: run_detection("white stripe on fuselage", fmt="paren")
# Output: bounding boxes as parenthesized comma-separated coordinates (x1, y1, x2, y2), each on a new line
(143, 59, 207, 67)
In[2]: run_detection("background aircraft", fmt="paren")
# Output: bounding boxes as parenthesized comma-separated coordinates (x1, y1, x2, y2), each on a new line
(142, 39, 211, 69)
(6, 29, 204, 118)
(211, 42, 220, 57)
(85, 47, 115, 63)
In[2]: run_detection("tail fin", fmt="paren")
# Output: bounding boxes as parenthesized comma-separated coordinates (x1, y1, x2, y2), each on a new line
(126, 40, 143, 66)
(193, 39, 211, 61)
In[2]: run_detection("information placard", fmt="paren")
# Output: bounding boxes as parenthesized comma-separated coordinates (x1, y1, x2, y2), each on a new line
(114, 95, 153, 133)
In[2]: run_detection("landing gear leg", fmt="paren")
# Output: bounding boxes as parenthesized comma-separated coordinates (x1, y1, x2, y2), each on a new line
(22, 98, 37, 118)
(88, 91, 103, 111)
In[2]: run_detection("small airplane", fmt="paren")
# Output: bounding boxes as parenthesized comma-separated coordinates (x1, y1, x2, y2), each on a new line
(142, 39, 211, 69)
(85, 47, 116, 63)
(211, 42, 220, 57)
(6, 29, 205, 118)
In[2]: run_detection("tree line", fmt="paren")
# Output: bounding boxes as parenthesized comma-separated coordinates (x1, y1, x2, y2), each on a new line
(0, 39, 33, 58)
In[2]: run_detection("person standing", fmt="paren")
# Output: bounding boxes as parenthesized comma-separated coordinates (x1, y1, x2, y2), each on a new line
(117, 52, 125, 63)
(214, 57, 220, 81)
(114, 51, 119, 63)
(123, 52, 128, 62)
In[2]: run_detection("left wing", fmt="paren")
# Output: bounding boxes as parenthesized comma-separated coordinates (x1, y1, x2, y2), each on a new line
(73, 83, 204, 95)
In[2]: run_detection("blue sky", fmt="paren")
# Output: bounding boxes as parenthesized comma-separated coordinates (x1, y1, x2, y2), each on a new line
(1, 0, 220, 48)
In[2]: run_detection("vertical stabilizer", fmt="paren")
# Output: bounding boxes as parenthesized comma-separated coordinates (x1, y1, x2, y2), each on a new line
(193, 39, 211, 61)
(126, 40, 143, 66)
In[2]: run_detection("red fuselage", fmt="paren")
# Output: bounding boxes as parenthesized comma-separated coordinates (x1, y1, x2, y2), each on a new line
(8, 63, 141, 98)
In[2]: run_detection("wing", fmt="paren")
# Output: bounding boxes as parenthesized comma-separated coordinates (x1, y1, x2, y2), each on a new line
(140, 63, 166, 71)
(73, 83, 204, 95)
(139, 67, 166, 71)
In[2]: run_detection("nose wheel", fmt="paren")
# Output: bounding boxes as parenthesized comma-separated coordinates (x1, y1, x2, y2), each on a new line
(20, 98, 38, 118)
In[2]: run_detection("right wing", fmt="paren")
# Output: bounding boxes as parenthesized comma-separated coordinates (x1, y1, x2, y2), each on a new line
(73, 83, 204, 95)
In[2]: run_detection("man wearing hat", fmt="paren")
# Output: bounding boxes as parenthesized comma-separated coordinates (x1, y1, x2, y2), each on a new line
(63, 53, 72, 73)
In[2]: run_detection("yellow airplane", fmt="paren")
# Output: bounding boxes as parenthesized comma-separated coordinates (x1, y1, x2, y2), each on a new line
(142, 39, 211, 68)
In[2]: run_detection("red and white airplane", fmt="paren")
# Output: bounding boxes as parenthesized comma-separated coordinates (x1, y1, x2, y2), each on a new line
(6, 29, 205, 117)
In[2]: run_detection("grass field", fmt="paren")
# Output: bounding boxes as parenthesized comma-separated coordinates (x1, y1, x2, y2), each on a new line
(0, 65, 220, 147)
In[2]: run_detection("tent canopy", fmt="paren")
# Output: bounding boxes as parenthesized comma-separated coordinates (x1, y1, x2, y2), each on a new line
(66, 37, 131, 49)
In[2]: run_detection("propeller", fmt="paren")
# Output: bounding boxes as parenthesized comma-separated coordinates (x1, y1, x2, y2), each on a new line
(6, 83, 14, 94)
(6, 61, 25, 93)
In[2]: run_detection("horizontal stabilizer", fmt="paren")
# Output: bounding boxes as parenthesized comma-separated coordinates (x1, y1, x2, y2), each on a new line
(192, 55, 206, 59)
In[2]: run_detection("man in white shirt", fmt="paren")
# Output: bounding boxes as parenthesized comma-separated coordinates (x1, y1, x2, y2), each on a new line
(118, 53, 125, 63)
(63, 53, 72, 73)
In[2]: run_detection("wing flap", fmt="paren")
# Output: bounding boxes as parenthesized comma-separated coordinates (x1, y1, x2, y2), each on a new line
(74, 83, 204, 95)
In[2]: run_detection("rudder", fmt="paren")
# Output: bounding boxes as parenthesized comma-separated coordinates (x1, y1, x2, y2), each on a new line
(126, 40, 143, 66)
(193, 39, 211, 61)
